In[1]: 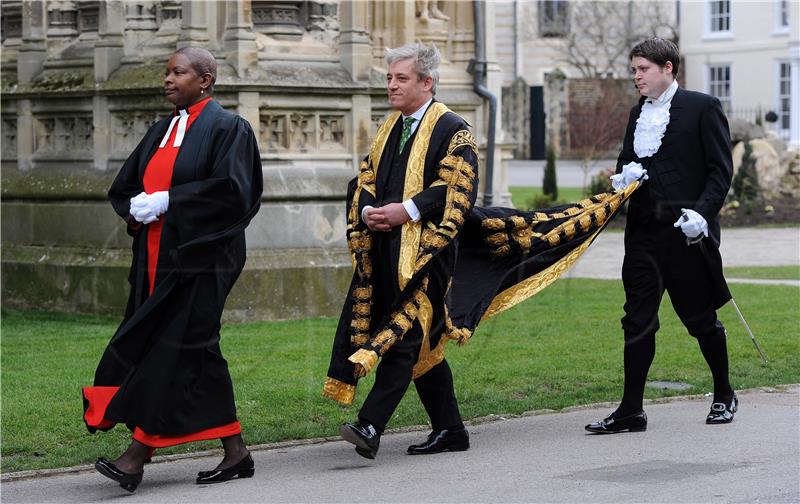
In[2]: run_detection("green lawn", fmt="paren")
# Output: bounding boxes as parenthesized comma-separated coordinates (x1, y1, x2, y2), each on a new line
(2, 279, 798, 472)
(509, 186, 585, 210)
(724, 265, 800, 280)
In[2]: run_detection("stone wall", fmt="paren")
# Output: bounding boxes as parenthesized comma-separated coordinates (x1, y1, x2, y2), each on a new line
(0, 0, 510, 320)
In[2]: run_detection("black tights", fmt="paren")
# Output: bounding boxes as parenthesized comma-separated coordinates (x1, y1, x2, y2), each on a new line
(618, 329, 733, 416)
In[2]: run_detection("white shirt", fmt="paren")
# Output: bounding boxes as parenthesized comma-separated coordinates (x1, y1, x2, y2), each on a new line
(362, 98, 434, 224)
(633, 79, 678, 158)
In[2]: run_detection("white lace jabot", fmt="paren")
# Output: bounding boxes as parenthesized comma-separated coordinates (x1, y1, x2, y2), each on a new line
(633, 80, 678, 158)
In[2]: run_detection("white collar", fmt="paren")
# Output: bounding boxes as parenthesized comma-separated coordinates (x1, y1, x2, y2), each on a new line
(649, 80, 679, 106)
(159, 108, 190, 148)
(403, 98, 433, 122)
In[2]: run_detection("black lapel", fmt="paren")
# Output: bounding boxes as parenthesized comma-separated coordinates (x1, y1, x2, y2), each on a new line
(377, 117, 403, 197)
(660, 87, 685, 151)
(172, 100, 222, 184)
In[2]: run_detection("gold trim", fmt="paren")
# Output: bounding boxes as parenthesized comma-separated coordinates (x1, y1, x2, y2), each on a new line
(481, 189, 635, 320)
(481, 227, 602, 320)
(348, 348, 379, 378)
(322, 377, 356, 406)
(371, 111, 401, 181)
(398, 102, 451, 290)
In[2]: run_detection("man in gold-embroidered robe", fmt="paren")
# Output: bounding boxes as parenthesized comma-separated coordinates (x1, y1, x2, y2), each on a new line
(324, 43, 478, 459)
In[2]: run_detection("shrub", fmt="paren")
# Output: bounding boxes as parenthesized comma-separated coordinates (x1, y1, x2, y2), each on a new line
(732, 141, 762, 205)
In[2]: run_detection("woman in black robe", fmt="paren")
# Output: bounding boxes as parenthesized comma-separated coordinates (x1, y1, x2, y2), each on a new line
(82, 47, 263, 492)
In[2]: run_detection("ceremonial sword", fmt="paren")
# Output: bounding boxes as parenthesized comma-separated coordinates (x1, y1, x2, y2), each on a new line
(681, 213, 769, 365)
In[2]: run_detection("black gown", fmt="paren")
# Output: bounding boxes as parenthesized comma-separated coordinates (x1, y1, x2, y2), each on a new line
(83, 100, 263, 440)
(324, 102, 638, 406)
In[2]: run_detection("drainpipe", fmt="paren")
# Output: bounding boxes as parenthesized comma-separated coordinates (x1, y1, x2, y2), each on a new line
(468, 0, 497, 206)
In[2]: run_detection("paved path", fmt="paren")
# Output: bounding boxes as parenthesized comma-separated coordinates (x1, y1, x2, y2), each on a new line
(568, 227, 800, 286)
(3, 386, 797, 503)
(1, 224, 796, 503)
(508, 159, 615, 187)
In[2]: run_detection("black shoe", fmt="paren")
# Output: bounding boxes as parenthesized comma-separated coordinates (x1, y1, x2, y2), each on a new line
(407, 427, 470, 455)
(196, 453, 255, 484)
(95, 458, 144, 493)
(585, 410, 647, 434)
(706, 394, 738, 424)
(340, 421, 380, 459)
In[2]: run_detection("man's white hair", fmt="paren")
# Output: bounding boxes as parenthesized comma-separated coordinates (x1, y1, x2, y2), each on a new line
(385, 43, 441, 95)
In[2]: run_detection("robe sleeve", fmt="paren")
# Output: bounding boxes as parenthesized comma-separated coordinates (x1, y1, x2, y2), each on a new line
(108, 121, 166, 235)
(411, 122, 478, 222)
(355, 155, 377, 228)
(166, 116, 263, 271)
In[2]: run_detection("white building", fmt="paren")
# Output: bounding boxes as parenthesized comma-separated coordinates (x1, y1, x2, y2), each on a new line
(680, 0, 800, 148)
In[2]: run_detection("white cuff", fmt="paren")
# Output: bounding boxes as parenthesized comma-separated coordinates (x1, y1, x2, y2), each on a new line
(402, 199, 421, 222)
(361, 205, 374, 224)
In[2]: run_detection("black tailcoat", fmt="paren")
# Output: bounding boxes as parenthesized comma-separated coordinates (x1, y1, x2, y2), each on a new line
(618, 87, 733, 317)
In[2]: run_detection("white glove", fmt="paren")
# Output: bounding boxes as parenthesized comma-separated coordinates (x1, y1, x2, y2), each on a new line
(130, 191, 169, 224)
(673, 208, 708, 239)
(610, 162, 649, 191)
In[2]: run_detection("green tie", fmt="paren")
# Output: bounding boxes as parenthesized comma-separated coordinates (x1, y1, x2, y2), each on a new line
(398, 116, 416, 154)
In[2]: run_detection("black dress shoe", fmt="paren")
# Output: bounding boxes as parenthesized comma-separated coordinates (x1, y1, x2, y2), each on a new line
(95, 458, 143, 493)
(407, 427, 470, 455)
(706, 394, 738, 424)
(339, 421, 380, 459)
(196, 453, 255, 484)
(585, 410, 647, 434)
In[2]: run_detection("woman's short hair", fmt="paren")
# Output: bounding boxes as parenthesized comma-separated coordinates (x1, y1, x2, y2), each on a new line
(385, 43, 441, 95)
(629, 38, 680, 77)
(175, 46, 217, 94)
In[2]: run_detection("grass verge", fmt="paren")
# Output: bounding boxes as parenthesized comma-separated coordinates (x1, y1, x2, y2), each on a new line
(509, 186, 585, 210)
(2, 279, 798, 472)
(724, 265, 800, 280)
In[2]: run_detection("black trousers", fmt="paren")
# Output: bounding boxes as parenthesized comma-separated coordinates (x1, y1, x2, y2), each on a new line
(358, 324, 462, 433)
(619, 220, 731, 412)
(621, 221, 723, 338)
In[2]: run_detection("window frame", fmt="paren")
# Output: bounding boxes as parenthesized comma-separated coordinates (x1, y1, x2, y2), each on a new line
(706, 63, 733, 114)
(704, 0, 734, 40)
(776, 60, 792, 135)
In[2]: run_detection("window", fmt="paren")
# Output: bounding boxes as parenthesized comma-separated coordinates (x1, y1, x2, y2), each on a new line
(775, 0, 790, 33)
(708, 64, 732, 113)
(709, 1, 731, 33)
(778, 62, 791, 133)
(539, 0, 569, 37)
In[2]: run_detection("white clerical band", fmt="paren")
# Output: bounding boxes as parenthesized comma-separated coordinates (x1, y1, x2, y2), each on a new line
(159, 109, 190, 149)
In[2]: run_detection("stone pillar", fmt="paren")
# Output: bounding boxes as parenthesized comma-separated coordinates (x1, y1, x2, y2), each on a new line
(237, 91, 260, 134)
(94, 0, 124, 82)
(789, 40, 800, 150)
(92, 97, 112, 172)
(223, 0, 258, 80)
(482, 0, 512, 206)
(399, 1, 415, 45)
(350, 94, 372, 166)
(178, 0, 210, 48)
(16, 99, 33, 171)
(339, 1, 371, 82)
(17, 0, 46, 84)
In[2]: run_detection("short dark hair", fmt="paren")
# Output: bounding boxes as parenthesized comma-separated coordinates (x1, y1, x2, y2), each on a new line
(174, 46, 217, 94)
(629, 38, 680, 77)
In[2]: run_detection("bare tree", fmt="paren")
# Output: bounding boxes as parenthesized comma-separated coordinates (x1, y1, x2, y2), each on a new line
(548, 1, 678, 78)
(567, 80, 635, 191)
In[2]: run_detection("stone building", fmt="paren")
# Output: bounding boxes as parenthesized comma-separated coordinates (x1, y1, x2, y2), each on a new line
(0, 0, 512, 320)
